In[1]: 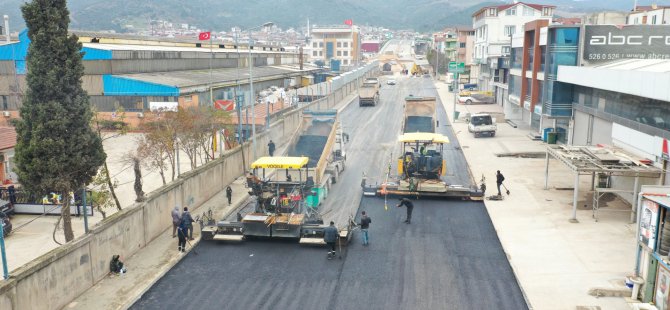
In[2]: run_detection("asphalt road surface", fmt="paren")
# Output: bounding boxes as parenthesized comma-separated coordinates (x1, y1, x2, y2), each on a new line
(131, 76, 527, 310)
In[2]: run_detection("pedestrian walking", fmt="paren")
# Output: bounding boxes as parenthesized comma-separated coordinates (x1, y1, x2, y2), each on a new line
(360, 211, 372, 246)
(226, 185, 233, 205)
(323, 221, 339, 259)
(171, 205, 181, 238)
(181, 207, 195, 240)
(177, 220, 187, 253)
(496, 170, 505, 197)
(396, 198, 414, 224)
(268, 140, 276, 156)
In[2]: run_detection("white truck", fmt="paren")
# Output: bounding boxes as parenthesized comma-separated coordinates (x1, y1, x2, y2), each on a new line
(468, 113, 497, 138)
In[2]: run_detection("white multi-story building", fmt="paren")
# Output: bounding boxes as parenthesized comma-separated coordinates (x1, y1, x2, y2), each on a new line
(471, 1, 554, 104)
(627, 4, 670, 25)
(308, 25, 361, 69)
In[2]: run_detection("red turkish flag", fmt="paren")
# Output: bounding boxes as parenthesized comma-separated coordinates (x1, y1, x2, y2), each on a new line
(198, 32, 211, 40)
(344, 19, 353, 26)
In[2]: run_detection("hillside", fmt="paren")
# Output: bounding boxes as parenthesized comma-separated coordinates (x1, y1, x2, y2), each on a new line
(4, 0, 670, 33)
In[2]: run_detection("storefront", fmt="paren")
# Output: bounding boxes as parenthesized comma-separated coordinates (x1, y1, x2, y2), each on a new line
(636, 187, 670, 305)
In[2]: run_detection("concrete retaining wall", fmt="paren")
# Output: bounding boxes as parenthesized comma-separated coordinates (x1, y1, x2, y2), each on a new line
(0, 63, 377, 310)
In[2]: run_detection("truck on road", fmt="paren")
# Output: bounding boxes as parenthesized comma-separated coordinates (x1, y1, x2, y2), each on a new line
(403, 96, 437, 133)
(468, 113, 497, 137)
(457, 91, 495, 105)
(359, 78, 380, 106)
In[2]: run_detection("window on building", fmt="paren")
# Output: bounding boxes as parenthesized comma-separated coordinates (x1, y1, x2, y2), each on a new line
(1, 96, 7, 110)
(523, 6, 534, 16)
(540, 46, 546, 72)
(488, 8, 497, 16)
(502, 46, 511, 55)
(634, 17, 639, 24)
(343, 51, 348, 56)
(313, 51, 318, 56)
(506, 8, 516, 16)
(343, 59, 348, 65)
(337, 42, 341, 48)
(542, 7, 551, 16)
(337, 51, 342, 56)
(504, 25, 516, 36)
(652, 15, 657, 24)
(319, 42, 323, 47)
(511, 47, 523, 69)
(343, 42, 348, 48)
(313, 42, 317, 48)
(459, 42, 466, 48)
(319, 51, 323, 56)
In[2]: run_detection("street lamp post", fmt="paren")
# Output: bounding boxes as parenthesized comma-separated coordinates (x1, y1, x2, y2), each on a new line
(247, 22, 273, 160)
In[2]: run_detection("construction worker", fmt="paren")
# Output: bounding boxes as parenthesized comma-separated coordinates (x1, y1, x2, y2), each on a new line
(323, 221, 339, 259)
(360, 211, 372, 246)
(268, 140, 276, 156)
(396, 198, 414, 224)
(226, 185, 233, 205)
(496, 170, 505, 196)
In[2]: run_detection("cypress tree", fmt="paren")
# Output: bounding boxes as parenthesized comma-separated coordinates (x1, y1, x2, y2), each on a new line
(15, 0, 106, 242)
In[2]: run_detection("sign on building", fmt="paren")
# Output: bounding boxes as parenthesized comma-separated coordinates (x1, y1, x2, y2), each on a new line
(583, 25, 670, 63)
(149, 101, 179, 112)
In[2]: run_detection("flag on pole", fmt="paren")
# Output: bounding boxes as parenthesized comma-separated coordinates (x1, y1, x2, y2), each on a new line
(198, 32, 211, 40)
(344, 19, 353, 26)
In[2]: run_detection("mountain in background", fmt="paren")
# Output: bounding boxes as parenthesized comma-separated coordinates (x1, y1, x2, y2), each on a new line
(3, 0, 670, 34)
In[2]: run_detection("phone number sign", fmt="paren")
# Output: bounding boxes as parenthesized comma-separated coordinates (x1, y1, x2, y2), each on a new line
(583, 25, 670, 63)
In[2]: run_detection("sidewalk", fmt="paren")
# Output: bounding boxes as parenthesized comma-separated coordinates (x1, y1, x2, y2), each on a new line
(435, 82, 634, 310)
(65, 92, 360, 310)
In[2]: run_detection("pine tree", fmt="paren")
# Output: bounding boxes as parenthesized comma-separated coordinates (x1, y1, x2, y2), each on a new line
(15, 0, 106, 242)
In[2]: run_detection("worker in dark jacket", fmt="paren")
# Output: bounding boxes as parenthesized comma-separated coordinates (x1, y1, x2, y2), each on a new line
(323, 221, 339, 259)
(181, 207, 195, 240)
(177, 220, 187, 253)
(268, 140, 276, 156)
(109, 255, 126, 274)
(360, 211, 372, 246)
(396, 198, 414, 224)
(496, 170, 505, 196)
(226, 186, 233, 205)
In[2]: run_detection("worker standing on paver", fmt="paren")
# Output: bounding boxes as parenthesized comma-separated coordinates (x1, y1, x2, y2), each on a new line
(360, 211, 372, 246)
(171, 205, 181, 238)
(268, 140, 276, 156)
(181, 207, 195, 240)
(396, 198, 414, 224)
(226, 185, 233, 205)
(324, 221, 339, 259)
(496, 170, 505, 197)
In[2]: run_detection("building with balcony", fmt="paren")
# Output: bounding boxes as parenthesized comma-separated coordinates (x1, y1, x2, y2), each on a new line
(456, 27, 476, 83)
(471, 1, 554, 105)
(307, 25, 361, 70)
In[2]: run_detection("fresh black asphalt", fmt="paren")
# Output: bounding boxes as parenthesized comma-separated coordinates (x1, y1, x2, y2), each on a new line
(131, 77, 528, 310)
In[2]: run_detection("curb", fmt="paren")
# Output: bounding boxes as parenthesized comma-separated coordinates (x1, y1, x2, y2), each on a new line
(119, 236, 202, 310)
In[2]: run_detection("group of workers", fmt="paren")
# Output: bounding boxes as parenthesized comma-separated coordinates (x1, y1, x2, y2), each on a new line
(171, 206, 195, 252)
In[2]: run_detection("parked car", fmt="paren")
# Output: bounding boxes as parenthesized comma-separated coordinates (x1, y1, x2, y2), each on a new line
(1, 211, 11, 237)
(457, 91, 495, 105)
(386, 79, 397, 85)
(468, 113, 497, 138)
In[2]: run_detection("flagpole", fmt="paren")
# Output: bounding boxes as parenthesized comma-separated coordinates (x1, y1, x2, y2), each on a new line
(209, 30, 214, 106)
